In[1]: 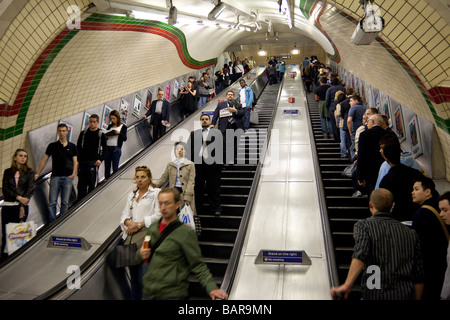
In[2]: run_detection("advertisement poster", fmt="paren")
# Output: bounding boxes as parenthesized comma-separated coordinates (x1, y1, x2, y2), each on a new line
(365, 83, 374, 108)
(393, 104, 405, 142)
(165, 82, 171, 101)
(82, 112, 91, 131)
(133, 93, 142, 118)
(380, 91, 391, 127)
(145, 89, 152, 111)
(409, 115, 423, 158)
(173, 79, 179, 97)
(102, 104, 112, 130)
(373, 89, 380, 110)
(120, 98, 129, 125)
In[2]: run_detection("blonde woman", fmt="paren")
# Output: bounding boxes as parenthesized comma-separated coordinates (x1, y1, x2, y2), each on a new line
(119, 165, 161, 300)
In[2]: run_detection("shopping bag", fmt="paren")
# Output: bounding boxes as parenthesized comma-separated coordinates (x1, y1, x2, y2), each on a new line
(178, 204, 195, 230)
(250, 110, 259, 125)
(341, 162, 356, 178)
(5, 221, 36, 255)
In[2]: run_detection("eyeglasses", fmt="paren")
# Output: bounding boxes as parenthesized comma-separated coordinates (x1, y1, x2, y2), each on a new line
(136, 165, 148, 170)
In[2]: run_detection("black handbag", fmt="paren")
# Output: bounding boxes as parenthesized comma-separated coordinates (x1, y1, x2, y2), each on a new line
(115, 240, 138, 268)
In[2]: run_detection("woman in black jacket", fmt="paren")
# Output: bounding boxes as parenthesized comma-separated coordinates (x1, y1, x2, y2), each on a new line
(104, 110, 127, 179)
(1, 149, 35, 256)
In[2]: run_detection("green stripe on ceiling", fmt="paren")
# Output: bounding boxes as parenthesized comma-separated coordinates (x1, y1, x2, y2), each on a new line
(299, 0, 315, 19)
(0, 14, 217, 141)
(0, 30, 79, 141)
(83, 13, 217, 67)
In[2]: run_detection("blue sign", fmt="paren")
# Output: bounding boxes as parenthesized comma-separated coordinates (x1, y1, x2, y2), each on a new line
(283, 109, 299, 115)
(262, 250, 303, 263)
(51, 236, 83, 248)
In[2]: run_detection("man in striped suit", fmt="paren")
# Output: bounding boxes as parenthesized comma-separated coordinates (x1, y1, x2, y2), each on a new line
(330, 188, 425, 300)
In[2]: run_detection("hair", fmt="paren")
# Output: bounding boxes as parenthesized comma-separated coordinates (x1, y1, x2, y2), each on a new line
(330, 75, 340, 85)
(379, 133, 400, 148)
(368, 107, 379, 115)
(109, 109, 122, 126)
(438, 191, 450, 204)
(370, 188, 394, 212)
(89, 114, 100, 121)
(134, 165, 157, 190)
(57, 123, 68, 130)
(369, 114, 383, 125)
(319, 77, 327, 84)
(345, 87, 354, 96)
(11, 148, 31, 172)
(381, 115, 389, 126)
(159, 187, 181, 204)
(226, 90, 235, 96)
(239, 79, 246, 84)
(414, 176, 439, 198)
(350, 94, 362, 103)
(382, 143, 401, 165)
(200, 113, 210, 120)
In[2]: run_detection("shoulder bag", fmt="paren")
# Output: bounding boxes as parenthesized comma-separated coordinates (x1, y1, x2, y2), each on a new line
(422, 205, 450, 241)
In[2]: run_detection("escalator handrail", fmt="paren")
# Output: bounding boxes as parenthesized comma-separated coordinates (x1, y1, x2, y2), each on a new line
(219, 69, 275, 294)
(302, 85, 340, 289)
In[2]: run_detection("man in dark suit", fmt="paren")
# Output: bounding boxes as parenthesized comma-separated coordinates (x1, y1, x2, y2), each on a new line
(187, 113, 223, 216)
(142, 89, 170, 142)
(356, 114, 395, 197)
(211, 90, 244, 164)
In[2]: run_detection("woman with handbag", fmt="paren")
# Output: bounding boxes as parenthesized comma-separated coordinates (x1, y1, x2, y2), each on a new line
(1, 149, 35, 258)
(118, 165, 161, 300)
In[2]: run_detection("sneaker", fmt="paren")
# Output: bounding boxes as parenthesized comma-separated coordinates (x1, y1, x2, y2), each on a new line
(352, 191, 362, 198)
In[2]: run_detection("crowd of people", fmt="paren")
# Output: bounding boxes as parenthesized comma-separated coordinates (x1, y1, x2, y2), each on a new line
(1, 55, 449, 300)
(302, 57, 450, 300)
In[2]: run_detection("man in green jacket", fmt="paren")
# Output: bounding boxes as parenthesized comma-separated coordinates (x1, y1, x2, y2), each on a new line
(136, 187, 228, 300)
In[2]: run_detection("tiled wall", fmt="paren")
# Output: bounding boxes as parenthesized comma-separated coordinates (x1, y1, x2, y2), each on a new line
(0, 0, 91, 175)
(325, 0, 450, 126)
(315, 1, 450, 180)
(0, 7, 217, 180)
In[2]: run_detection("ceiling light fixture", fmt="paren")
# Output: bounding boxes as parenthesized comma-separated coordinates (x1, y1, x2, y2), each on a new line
(208, 1, 226, 20)
(167, 1, 177, 25)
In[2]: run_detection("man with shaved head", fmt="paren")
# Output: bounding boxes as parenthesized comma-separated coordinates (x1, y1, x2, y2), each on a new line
(330, 188, 425, 300)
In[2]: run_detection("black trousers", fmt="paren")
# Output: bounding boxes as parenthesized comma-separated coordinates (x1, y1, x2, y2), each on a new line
(194, 161, 222, 214)
(152, 113, 166, 142)
(77, 165, 98, 201)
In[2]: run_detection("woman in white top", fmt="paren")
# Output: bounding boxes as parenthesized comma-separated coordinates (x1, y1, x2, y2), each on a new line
(104, 110, 127, 179)
(119, 165, 161, 300)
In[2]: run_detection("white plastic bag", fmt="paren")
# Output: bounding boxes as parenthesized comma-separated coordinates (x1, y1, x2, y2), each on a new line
(5, 221, 36, 255)
(178, 204, 195, 230)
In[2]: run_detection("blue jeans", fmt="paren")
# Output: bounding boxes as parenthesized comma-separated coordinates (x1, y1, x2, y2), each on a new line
(105, 146, 122, 179)
(197, 96, 208, 109)
(49, 176, 73, 222)
(320, 116, 333, 136)
(339, 127, 348, 157)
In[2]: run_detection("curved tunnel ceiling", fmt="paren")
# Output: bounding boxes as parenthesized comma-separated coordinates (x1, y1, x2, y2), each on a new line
(90, 0, 336, 56)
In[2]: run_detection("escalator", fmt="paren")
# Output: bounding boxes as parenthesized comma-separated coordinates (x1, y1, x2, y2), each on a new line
(306, 92, 370, 300)
(188, 82, 278, 299)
